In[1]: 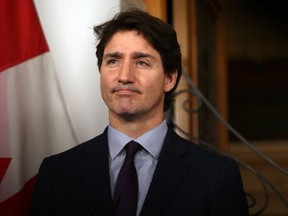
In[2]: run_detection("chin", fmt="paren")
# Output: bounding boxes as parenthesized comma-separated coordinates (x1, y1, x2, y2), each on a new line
(117, 111, 142, 121)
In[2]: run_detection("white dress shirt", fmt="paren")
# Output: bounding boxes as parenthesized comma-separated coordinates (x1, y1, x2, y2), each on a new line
(107, 120, 168, 215)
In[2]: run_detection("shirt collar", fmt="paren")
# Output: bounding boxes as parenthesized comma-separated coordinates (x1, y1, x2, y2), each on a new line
(108, 120, 168, 160)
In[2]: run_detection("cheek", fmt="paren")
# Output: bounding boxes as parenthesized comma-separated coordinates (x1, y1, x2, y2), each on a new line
(101, 69, 118, 84)
(100, 76, 105, 90)
(100, 73, 111, 87)
(100, 75, 110, 96)
(144, 76, 166, 95)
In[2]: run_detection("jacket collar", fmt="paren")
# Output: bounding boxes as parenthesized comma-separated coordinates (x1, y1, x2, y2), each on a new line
(80, 128, 115, 215)
(140, 127, 191, 215)
(79, 127, 193, 215)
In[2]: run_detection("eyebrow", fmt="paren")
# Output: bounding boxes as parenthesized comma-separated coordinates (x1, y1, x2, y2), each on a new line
(103, 52, 156, 60)
(103, 52, 123, 60)
(131, 52, 156, 60)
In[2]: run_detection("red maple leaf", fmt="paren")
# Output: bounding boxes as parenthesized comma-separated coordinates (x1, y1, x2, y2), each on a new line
(0, 158, 11, 183)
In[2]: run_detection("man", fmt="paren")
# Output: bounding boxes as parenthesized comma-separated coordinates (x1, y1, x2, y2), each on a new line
(30, 8, 248, 216)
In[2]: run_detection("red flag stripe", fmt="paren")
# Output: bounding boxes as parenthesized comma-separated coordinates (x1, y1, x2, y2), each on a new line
(0, 158, 11, 183)
(0, 176, 37, 216)
(0, 0, 49, 72)
(0, 0, 50, 215)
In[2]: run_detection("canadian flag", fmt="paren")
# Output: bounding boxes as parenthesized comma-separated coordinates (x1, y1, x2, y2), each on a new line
(0, 0, 77, 215)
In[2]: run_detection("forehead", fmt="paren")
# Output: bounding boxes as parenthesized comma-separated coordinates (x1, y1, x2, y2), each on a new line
(104, 30, 158, 54)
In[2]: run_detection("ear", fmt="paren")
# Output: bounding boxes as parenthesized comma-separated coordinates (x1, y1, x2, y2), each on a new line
(164, 70, 178, 92)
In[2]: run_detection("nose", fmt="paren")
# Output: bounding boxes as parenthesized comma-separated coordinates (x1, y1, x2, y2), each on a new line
(118, 60, 134, 84)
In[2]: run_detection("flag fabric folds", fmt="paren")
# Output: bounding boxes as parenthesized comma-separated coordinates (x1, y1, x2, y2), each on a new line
(0, 0, 78, 215)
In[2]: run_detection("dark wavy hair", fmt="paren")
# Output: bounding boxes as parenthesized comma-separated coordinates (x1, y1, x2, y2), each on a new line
(94, 8, 182, 111)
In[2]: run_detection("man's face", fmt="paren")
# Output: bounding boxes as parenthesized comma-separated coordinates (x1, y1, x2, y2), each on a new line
(100, 30, 176, 122)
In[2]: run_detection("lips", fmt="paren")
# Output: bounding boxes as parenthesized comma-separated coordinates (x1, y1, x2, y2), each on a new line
(112, 86, 141, 94)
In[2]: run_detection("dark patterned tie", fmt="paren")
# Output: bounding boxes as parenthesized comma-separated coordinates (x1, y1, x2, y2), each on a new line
(114, 141, 142, 216)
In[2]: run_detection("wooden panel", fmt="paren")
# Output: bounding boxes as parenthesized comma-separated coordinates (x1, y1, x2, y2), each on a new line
(190, 0, 228, 150)
(173, 0, 191, 139)
(173, 0, 228, 149)
(187, 0, 200, 140)
(215, 2, 229, 151)
(143, 0, 166, 20)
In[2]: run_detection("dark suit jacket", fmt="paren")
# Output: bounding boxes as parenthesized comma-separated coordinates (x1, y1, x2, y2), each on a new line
(30, 127, 248, 216)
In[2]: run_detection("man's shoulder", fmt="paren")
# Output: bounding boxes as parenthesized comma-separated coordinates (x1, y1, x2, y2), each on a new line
(45, 129, 108, 164)
(167, 128, 236, 167)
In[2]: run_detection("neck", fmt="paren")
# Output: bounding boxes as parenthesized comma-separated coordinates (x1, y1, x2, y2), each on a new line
(109, 113, 164, 138)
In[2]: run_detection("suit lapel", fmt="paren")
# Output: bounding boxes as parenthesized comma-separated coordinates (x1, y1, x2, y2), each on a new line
(79, 129, 114, 215)
(77, 127, 194, 215)
(140, 128, 192, 215)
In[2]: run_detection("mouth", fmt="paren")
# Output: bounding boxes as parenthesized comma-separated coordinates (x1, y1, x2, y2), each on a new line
(112, 86, 141, 95)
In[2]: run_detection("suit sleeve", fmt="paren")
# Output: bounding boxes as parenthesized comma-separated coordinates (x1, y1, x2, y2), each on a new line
(30, 158, 54, 216)
(211, 159, 249, 216)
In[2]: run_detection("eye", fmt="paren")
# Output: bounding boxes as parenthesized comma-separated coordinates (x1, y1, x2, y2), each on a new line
(106, 58, 118, 66)
(136, 60, 149, 68)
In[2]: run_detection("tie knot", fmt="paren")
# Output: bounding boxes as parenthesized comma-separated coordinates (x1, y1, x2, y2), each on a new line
(125, 141, 142, 158)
